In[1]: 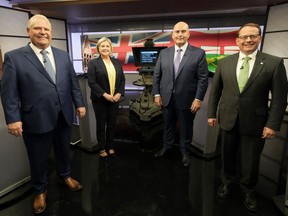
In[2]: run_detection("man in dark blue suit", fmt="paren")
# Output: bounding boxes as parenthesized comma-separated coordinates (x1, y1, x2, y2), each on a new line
(1, 14, 86, 214)
(152, 21, 209, 167)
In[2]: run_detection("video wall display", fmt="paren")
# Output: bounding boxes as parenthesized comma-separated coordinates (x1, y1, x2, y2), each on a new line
(80, 29, 239, 73)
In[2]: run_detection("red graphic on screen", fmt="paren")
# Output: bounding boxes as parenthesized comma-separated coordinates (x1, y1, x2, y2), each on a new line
(81, 30, 239, 73)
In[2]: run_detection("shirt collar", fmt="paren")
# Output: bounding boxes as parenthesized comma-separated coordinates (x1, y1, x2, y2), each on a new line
(29, 42, 52, 54)
(175, 42, 188, 53)
(239, 50, 258, 60)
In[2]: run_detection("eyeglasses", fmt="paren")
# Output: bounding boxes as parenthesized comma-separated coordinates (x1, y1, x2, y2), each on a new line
(238, 34, 260, 40)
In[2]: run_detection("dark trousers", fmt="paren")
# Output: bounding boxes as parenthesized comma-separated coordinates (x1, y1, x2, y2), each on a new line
(92, 101, 118, 151)
(162, 95, 195, 155)
(220, 119, 265, 192)
(23, 112, 72, 194)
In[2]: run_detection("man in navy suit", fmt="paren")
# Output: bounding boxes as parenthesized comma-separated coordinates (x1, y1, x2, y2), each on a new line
(207, 23, 287, 212)
(152, 21, 209, 167)
(1, 14, 86, 214)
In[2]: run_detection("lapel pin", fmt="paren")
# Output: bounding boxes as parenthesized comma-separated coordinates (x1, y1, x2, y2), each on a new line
(260, 62, 264, 64)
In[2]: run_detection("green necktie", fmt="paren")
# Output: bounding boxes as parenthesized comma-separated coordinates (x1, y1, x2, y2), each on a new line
(238, 56, 251, 92)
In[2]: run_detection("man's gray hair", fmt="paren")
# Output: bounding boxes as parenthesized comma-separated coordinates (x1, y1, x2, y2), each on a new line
(27, 14, 52, 30)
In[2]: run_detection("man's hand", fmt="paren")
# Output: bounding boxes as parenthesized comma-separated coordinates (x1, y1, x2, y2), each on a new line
(154, 95, 162, 107)
(190, 100, 201, 113)
(76, 107, 86, 118)
(7, 121, 23, 137)
(208, 118, 217, 127)
(262, 127, 276, 139)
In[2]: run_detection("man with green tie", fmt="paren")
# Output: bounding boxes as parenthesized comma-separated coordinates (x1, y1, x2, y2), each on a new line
(207, 23, 287, 212)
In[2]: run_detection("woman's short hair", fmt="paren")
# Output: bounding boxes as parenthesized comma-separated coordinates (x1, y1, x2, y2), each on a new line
(96, 37, 113, 53)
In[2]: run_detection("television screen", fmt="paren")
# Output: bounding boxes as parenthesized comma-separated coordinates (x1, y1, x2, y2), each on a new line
(140, 50, 158, 65)
(132, 46, 167, 67)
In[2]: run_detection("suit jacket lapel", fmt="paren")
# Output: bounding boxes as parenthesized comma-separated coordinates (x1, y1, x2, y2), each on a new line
(24, 45, 55, 84)
(52, 47, 60, 83)
(177, 46, 191, 75)
(175, 45, 196, 78)
(24, 45, 46, 75)
(243, 52, 265, 92)
(229, 54, 240, 91)
(168, 47, 175, 78)
(98, 57, 108, 79)
(111, 57, 121, 83)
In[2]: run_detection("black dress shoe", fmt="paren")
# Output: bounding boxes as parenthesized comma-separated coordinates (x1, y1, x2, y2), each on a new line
(243, 192, 258, 212)
(182, 154, 190, 167)
(217, 184, 230, 199)
(154, 148, 169, 158)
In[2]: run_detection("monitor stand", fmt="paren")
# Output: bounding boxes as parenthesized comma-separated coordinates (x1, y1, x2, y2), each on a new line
(129, 72, 162, 121)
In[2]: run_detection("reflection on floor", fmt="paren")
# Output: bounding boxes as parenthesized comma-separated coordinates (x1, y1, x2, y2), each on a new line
(0, 107, 285, 216)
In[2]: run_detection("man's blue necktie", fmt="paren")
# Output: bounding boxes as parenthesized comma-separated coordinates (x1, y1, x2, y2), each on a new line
(40, 50, 56, 83)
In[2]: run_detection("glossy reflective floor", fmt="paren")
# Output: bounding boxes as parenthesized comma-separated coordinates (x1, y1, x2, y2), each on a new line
(0, 98, 286, 216)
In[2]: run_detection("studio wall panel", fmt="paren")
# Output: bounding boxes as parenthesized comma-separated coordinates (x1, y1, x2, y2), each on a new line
(50, 18, 67, 39)
(266, 4, 288, 32)
(262, 32, 288, 57)
(284, 59, 288, 72)
(0, 6, 31, 199)
(49, 18, 67, 52)
(261, 2, 288, 211)
(0, 37, 30, 55)
(71, 33, 82, 59)
(73, 60, 83, 73)
(0, 7, 29, 36)
(51, 40, 67, 52)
